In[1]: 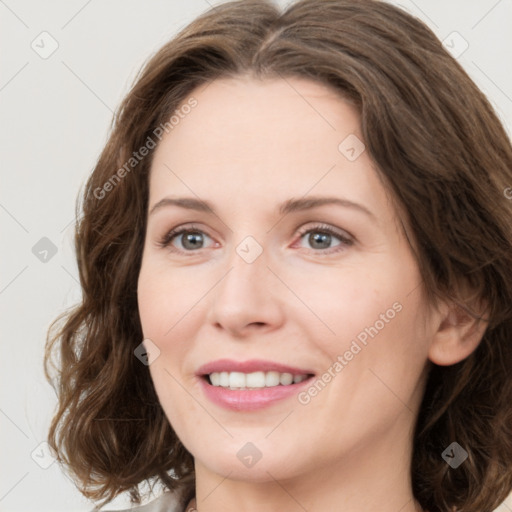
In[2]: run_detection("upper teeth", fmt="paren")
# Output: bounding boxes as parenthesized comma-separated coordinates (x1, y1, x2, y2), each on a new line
(208, 371, 309, 389)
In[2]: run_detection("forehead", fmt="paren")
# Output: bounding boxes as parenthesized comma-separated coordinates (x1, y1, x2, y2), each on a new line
(148, 76, 393, 226)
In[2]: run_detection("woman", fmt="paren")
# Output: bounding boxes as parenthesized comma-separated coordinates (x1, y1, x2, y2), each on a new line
(44, 0, 512, 511)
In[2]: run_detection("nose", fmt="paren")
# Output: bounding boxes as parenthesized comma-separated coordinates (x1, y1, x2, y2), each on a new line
(206, 246, 285, 338)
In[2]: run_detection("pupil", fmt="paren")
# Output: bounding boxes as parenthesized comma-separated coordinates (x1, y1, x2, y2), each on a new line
(310, 232, 330, 249)
(183, 232, 203, 249)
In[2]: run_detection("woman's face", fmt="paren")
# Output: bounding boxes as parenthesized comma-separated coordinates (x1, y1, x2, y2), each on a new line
(137, 76, 437, 484)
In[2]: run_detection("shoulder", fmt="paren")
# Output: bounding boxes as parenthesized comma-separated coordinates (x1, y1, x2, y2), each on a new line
(91, 491, 185, 512)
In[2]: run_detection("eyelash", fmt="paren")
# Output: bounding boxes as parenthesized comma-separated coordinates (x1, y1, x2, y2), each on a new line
(157, 223, 354, 256)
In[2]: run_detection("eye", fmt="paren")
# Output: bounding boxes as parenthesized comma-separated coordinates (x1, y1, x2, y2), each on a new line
(157, 222, 353, 255)
(294, 223, 353, 254)
(157, 223, 216, 253)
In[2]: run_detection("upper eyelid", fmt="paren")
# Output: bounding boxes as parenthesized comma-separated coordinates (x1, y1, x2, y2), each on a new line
(164, 223, 347, 237)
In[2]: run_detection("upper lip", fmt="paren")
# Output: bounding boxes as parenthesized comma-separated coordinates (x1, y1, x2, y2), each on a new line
(196, 359, 315, 376)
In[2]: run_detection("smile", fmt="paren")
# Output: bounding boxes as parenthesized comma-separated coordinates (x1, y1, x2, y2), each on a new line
(196, 360, 316, 411)
(206, 370, 310, 389)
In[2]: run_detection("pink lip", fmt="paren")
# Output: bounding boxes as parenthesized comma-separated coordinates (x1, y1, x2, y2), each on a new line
(196, 358, 314, 376)
(196, 359, 315, 411)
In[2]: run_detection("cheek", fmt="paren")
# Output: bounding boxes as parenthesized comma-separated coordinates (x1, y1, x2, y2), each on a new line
(137, 259, 197, 339)
(297, 289, 429, 456)
(137, 261, 160, 336)
(296, 264, 407, 351)
(137, 259, 202, 408)
(303, 257, 429, 390)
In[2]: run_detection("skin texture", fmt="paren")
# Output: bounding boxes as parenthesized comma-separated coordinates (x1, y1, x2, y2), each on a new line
(137, 76, 487, 512)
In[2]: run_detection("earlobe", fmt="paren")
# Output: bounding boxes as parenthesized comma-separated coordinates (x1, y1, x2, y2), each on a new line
(428, 300, 489, 366)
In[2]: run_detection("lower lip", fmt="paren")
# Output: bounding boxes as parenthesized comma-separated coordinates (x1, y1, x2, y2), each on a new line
(198, 376, 315, 411)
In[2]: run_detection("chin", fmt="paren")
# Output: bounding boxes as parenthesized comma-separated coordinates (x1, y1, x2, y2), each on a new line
(198, 454, 298, 483)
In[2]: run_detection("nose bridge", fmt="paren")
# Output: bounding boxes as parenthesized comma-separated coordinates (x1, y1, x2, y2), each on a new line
(208, 235, 283, 334)
(218, 236, 270, 306)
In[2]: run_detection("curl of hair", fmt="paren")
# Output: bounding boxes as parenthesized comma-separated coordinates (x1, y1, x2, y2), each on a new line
(44, 1, 512, 510)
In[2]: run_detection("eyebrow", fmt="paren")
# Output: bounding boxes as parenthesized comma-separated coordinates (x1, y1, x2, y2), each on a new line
(149, 195, 375, 220)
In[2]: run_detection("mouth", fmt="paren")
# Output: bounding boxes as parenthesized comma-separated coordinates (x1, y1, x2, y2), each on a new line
(196, 359, 316, 411)
(201, 371, 315, 390)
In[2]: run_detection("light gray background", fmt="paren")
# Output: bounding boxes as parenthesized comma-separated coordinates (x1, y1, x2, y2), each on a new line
(1, 1, 511, 511)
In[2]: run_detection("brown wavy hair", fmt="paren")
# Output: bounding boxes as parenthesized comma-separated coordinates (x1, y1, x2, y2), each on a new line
(44, 0, 512, 510)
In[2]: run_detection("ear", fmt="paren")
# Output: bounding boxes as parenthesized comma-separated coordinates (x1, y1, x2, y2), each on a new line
(428, 298, 489, 366)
